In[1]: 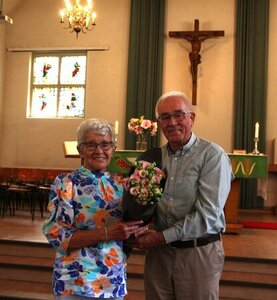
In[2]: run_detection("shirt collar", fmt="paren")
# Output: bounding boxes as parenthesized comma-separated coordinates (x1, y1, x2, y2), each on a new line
(167, 132, 196, 156)
(79, 166, 110, 178)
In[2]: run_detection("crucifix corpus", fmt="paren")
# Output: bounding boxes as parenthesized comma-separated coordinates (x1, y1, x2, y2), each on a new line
(169, 19, 225, 105)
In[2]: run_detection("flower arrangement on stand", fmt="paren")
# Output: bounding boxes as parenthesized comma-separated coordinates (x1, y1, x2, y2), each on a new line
(128, 116, 158, 150)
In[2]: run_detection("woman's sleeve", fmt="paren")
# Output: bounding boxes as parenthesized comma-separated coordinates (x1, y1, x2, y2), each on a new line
(42, 173, 77, 255)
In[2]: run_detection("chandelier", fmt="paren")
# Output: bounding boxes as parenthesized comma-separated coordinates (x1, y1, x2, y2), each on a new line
(59, 0, 96, 38)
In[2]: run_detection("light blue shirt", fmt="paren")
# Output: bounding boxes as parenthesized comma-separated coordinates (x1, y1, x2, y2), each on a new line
(157, 133, 234, 243)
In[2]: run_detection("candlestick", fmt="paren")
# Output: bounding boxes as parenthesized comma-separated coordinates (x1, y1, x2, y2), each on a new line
(251, 138, 262, 155)
(254, 122, 259, 139)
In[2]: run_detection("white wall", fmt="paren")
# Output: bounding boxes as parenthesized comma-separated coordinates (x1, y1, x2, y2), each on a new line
(163, 0, 235, 152)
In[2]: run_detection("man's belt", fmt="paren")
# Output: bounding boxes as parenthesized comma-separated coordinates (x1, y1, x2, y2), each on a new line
(168, 233, 221, 249)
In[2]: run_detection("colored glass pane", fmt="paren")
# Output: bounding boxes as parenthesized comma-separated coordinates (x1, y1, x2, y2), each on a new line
(58, 87, 85, 117)
(30, 54, 87, 118)
(60, 56, 87, 84)
(31, 88, 57, 117)
(33, 57, 59, 85)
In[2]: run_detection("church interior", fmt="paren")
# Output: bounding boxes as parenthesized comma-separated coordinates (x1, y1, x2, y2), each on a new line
(0, 0, 277, 299)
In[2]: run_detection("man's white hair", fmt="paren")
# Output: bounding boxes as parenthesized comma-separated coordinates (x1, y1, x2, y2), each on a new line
(155, 91, 193, 118)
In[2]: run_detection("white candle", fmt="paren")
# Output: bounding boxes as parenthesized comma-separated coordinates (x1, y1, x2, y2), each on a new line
(254, 122, 259, 139)
(114, 120, 119, 135)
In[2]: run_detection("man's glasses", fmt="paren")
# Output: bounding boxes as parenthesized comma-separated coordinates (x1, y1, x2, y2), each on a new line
(81, 141, 115, 151)
(158, 111, 193, 123)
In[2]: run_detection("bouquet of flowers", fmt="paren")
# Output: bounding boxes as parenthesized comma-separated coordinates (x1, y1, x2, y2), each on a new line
(123, 160, 165, 224)
(128, 116, 158, 142)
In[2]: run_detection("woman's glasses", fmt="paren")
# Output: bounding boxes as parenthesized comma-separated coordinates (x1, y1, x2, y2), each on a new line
(81, 141, 115, 151)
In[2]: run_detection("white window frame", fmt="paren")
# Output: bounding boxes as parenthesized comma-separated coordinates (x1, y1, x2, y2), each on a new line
(29, 52, 87, 119)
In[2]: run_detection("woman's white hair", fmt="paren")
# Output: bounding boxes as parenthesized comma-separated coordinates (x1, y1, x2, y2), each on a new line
(77, 118, 115, 147)
(155, 91, 193, 118)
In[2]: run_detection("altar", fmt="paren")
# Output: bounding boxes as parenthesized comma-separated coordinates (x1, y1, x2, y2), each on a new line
(63, 142, 268, 233)
(226, 154, 268, 233)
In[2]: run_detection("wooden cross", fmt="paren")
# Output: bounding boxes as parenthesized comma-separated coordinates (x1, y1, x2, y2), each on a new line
(169, 19, 224, 105)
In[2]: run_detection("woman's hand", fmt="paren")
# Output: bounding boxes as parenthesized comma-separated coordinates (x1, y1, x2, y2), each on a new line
(68, 220, 146, 251)
(106, 219, 144, 240)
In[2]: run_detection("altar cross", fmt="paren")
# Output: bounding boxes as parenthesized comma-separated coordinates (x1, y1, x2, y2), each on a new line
(169, 19, 225, 105)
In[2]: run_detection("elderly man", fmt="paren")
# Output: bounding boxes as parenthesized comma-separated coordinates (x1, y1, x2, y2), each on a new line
(128, 91, 233, 300)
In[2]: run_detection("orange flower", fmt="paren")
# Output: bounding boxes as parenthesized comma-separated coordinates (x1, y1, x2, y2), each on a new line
(93, 210, 109, 227)
(61, 252, 78, 264)
(104, 248, 119, 267)
(91, 276, 110, 294)
(48, 225, 60, 239)
(100, 184, 113, 201)
(62, 289, 73, 295)
(75, 213, 85, 223)
(74, 276, 84, 287)
(61, 179, 74, 200)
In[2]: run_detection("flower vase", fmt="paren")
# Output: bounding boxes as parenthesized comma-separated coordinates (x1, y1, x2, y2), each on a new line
(136, 140, 147, 151)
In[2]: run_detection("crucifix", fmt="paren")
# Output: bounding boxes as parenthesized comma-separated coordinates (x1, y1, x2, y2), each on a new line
(169, 19, 225, 105)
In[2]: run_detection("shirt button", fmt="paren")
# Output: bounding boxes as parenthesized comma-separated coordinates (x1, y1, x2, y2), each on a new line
(175, 157, 178, 161)
(171, 177, 174, 180)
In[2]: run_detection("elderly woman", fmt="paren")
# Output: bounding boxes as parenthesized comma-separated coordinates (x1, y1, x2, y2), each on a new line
(42, 118, 144, 300)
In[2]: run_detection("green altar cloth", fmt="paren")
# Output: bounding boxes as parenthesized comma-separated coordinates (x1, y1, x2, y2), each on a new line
(109, 151, 268, 178)
(228, 154, 268, 179)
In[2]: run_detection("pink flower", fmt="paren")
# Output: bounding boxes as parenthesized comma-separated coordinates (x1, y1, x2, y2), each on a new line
(130, 186, 140, 196)
(141, 161, 151, 168)
(151, 122, 158, 136)
(140, 187, 149, 198)
(141, 119, 152, 129)
(154, 167, 164, 177)
(129, 173, 140, 185)
(134, 127, 143, 135)
(138, 169, 147, 178)
(151, 174, 161, 184)
(141, 178, 150, 186)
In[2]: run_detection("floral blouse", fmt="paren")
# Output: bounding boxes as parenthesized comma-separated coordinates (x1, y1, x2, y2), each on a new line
(42, 166, 127, 298)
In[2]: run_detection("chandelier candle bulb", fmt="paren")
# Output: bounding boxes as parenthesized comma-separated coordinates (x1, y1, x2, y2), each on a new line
(255, 122, 259, 139)
(60, 10, 65, 22)
(65, 0, 72, 9)
(92, 12, 96, 24)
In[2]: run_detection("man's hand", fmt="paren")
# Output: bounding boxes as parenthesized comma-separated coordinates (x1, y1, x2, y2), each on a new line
(126, 230, 166, 250)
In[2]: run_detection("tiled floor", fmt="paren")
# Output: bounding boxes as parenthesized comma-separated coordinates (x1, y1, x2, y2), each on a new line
(0, 211, 276, 260)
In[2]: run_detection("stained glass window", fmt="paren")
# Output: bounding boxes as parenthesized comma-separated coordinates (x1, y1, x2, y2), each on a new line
(29, 53, 87, 118)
